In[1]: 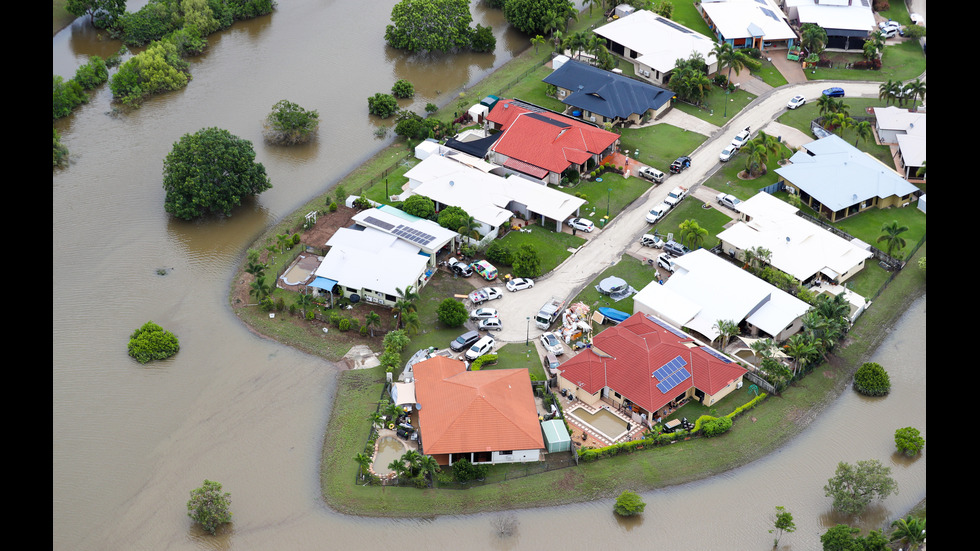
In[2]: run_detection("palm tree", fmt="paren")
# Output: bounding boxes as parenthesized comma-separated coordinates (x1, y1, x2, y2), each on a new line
(418, 454, 440, 481)
(244, 259, 266, 278)
(402, 311, 421, 336)
(354, 452, 372, 479)
(827, 112, 853, 136)
(815, 93, 837, 119)
(249, 276, 273, 304)
(679, 219, 708, 250)
(712, 319, 739, 350)
(387, 458, 406, 481)
(456, 216, 481, 241)
(564, 30, 590, 62)
(530, 34, 546, 54)
(904, 78, 926, 110)
(783, 333, 819, 377)
(877, 220, 909, 258)
(852, 120, 873, 147)
(889, 516, 926, 551)
(585, 0, 603, 15)
(740, 140, 766, 177)
(296, 291, 313, 318)
(401, 449, 424, 477)
(749, 337, 777, 359)
(799, 23, 827, 55)
(711, 41, 748, 116)
(365, 311, 382, 337)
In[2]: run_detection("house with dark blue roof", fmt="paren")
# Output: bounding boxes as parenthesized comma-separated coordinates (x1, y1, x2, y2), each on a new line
(542, 59, 675, 127)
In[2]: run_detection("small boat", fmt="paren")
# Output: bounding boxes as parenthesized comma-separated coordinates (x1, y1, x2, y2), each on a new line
(598, 307, 629, 324)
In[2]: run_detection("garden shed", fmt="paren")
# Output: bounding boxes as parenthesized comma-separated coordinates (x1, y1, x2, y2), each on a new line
(541, 419, 571, 453)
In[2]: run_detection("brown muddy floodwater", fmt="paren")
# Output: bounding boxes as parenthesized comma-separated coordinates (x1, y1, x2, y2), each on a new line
(53, 2, 925, 549)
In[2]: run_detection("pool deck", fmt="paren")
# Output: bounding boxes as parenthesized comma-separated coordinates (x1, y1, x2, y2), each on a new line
(559, 397, 648, 449)
(277, 253, 322, 291)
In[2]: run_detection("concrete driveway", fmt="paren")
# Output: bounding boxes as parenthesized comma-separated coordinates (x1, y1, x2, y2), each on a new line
(486, 80, 887, 345)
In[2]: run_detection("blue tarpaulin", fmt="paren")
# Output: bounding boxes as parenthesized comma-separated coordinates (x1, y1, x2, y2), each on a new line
(309, 277, 337, 291)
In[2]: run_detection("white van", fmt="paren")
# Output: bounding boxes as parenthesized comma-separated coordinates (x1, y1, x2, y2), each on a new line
(645, 202, 671, 224)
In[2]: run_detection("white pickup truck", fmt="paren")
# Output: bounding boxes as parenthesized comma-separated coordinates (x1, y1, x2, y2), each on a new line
(468, 287, 502, 305)
(664, 186, 688, 208)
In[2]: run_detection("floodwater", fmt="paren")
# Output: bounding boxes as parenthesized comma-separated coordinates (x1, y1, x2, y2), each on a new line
(53, 1, 925, 549)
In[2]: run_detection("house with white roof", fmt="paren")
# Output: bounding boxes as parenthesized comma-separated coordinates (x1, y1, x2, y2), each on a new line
(592, 10, 719, 86)
(404, 153, 588, 239)
(872, 106, 926, 181)
(775, 134, 920, 222)
(716, 192, 873, 285)
(783, 0, 876, 51)
(633, 248, 811, 343)
(698, 0, 797, 50)
(308, 206, 456, 307)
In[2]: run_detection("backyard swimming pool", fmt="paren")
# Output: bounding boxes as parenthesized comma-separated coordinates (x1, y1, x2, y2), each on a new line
(567, 406, 630, 442)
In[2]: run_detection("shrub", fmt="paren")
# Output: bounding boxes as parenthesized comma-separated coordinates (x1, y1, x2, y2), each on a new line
(469, 23, 496, 53)
(127, 321, 180, 364)
(263, 99, 320, 145)
(853, 362, 890, 396)
(511, 243, 541, 278)
(700, 416, 733, 437)
(894, 426, 924, 456)
(53, 75, 87, 119)
(367, 93, 399, 118)
(391, 79, 415, 99)
(402, 194, 436, 219)
(470, 354, 497, 371)
(329, 202, 338, 212)
(360, 325, 369, 336)
(186, 479, 232, 535)
(437, 298, 468, 327)
(338, 318, 351, 331)
(54, 129, 69, 168)
(425, 102, 438, 115)
(614, 490, 646, 517)
(73, 56, 109, 90)
(486, 241, 513, 266)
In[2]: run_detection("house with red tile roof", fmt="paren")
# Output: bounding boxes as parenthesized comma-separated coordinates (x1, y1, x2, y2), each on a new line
(412, 356, 545, 466)
(556, 313, 747, 428)
(485, 98, 620, 185)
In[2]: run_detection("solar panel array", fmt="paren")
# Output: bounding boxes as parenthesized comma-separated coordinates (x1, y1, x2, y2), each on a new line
(652, 355, 687, 381)
(362, 215, 394, 231)
(702, 347, 733, 363)
(392, 224, 437, 247)
(654, 17, 692, 34)
(760, 7, 781, 22)
(646, 315, 691, 340)
(657, 367, 692, 394)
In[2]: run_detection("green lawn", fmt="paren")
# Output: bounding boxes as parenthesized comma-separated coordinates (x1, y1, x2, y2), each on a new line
(701, 142, 795, 202)
(618, 123, 709, 174)
(502, 65, 567, 113)
(805, 39, 926, 83)
(673, 86, 758, 126)
(496, 224, 586, 275)
(487, 342, 547, 381)
(650, 197, 737, 251)
(560, 170, 656, 224)
(569, 254, 661, 316)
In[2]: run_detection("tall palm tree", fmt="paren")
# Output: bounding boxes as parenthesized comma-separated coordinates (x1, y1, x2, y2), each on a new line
(354, 452, 372, 479)
(852, 120, 873, 146)
(712, 319, 739, 350)
(530, 34, 546, 55)
(418, 454, 440, 481)
(585, 0, 603, 15)
(679, 219, 708, 250)
(402, 311, 421, 336)
(401, 449, 424, 477)
(245, 259, 266, 278)
(740, 140, 767, 177)
(711, 41, 748, 116)
(249, 276, 273, 304)
(815, 93, 837, 119)
(783, 333, 818, 377)
(457, 216, 481, 240)
(904, 78, 926, 110)
(365, 311, 382, 337)
(387, 458, 407, 481)
(799, 23, 827, 55)
(877, 220, 909, 258)
(889, 516, 926, 551)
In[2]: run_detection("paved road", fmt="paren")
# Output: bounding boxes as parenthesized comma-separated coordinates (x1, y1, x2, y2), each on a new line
(484, 79, 886, 346)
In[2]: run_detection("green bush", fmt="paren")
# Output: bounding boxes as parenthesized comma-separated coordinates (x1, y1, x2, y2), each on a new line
(486, 241, 513, 266)
(109, 39, 190, 106)
(437, 298, 468, 327)
(700, 416, 733, 437)
(368, 92, 399, 118)
(53, 76, 87, 119)
(613, 490, 646, 517)
(127, 321, 180, 364)
(73, 56, 109, 90)
(264, 99, 320, 145)
(470, 354, 497, 371)
(54, 129, 70, 168)
(338, 318, 351, 332)
(853, 362, 891, 396)
(894, 426, 924, 456)
(360, 325, 369, 336)
(391, 79, 415, 99)
(329, 202, 338, 212)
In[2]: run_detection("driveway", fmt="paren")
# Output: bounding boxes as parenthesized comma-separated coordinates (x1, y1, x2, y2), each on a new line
(487, 80, 886, 345)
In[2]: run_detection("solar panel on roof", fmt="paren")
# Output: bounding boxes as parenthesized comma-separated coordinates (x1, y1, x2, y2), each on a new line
(656, 367, 692, 394)
(647, 316, 691, 339)
(652, 355, 687, 381)
(760, 7, 781, 21)
(654, 17, 692, 34)
(363, 215, 394, 231)
(702, 347, 733, 363)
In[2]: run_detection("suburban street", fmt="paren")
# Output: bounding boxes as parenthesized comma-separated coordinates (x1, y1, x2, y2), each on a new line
(487, 79, 885, 345)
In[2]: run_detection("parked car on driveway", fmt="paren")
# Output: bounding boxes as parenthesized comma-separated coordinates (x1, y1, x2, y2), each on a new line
(669, 156, 691, 174)
(470, 307, 499, 320)
(656, 253, 677, 272)
(468, 287, 502, 304)
(566, 217, 595, 232)
(638, 166, 665, 183)
(450, 330, 481, 352)
(716, 193, 741, 210)
(640, 233, 664, 248)
(786, 95, 806, 109)
(663, 240, 690, 257)
(478, 317, 503, 332)
(446, 257, 472, 277)
(540, 331, 564, 356)
(471, 260, 497, 281)
(822, 87, 845, 98)
(465, 335, 495, 361)
(506, 277, 534, 292)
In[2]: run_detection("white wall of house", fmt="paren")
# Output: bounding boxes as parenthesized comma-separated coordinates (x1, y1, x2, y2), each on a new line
(490, 449, 541, 464)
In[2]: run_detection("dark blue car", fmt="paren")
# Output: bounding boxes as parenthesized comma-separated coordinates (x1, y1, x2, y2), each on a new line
(822, 87, 845, 98)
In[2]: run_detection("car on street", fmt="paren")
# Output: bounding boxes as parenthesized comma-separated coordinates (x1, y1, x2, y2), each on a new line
(669, 156, 691, 173)
(468, 287, 502, 304)
(822, 87, 845, 98)
(786, 95, 806, 109)
(506, 277, 534, 292)
(656, 253, 677, 273)
(645, 203, 671, 224)
(446, 257, 473, 277)
(719, 145, 737, 162)
(450, 330, 481, 352)
(465, 335, 496, 361)
(540, 332, 564, 356)
(638, 166, 665, 183)
(663, 186, 688, 208)
(470, 307, 499, 320)
(478, 317, 503, 332)
(730, 127, 751, 149)
(567, 217, 595, 232)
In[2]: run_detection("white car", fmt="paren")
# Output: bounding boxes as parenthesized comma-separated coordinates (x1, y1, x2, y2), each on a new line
(540, 332, 564, 356)
(465, 335, 496, 361)
(656, 253, 677, 273)
(470, 307, 499, 320)
(640, 233, 664, 248)
(478, 317, 503, 332)
(645, 202, 670, 224)
(567, 217, 595, 232)
(719, 145, 737, 162)
(786, 95, 806, 109)
(878, 20, 901, 33)
(506, 277, 534, 292)
(730, 127, 751, 149)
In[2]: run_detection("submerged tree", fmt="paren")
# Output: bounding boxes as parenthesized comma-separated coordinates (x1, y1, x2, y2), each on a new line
(263, 100, 319, 145)
(186, 480, 232, 534)
(823, 459, 897, 515)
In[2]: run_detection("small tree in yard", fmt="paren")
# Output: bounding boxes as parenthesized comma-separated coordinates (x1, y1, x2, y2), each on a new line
(769, 506, 796, 547)
(511, 243, 541, 278)
(613, 490, 646, 517)
(187, 479, 232, 535)
(894, 426, 925, 456)
(437, 298, 468, 328)
(823, 459, 897, 515)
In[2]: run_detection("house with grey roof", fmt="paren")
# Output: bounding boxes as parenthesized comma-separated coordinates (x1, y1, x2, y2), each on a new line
(542, 59, 675, 126)
(872, 106, 926, 181)
(783, 0, 876, 51)
(592, 10, 719, 87)
(698, 0, 797, 50)
(775, 134, 920, 222)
